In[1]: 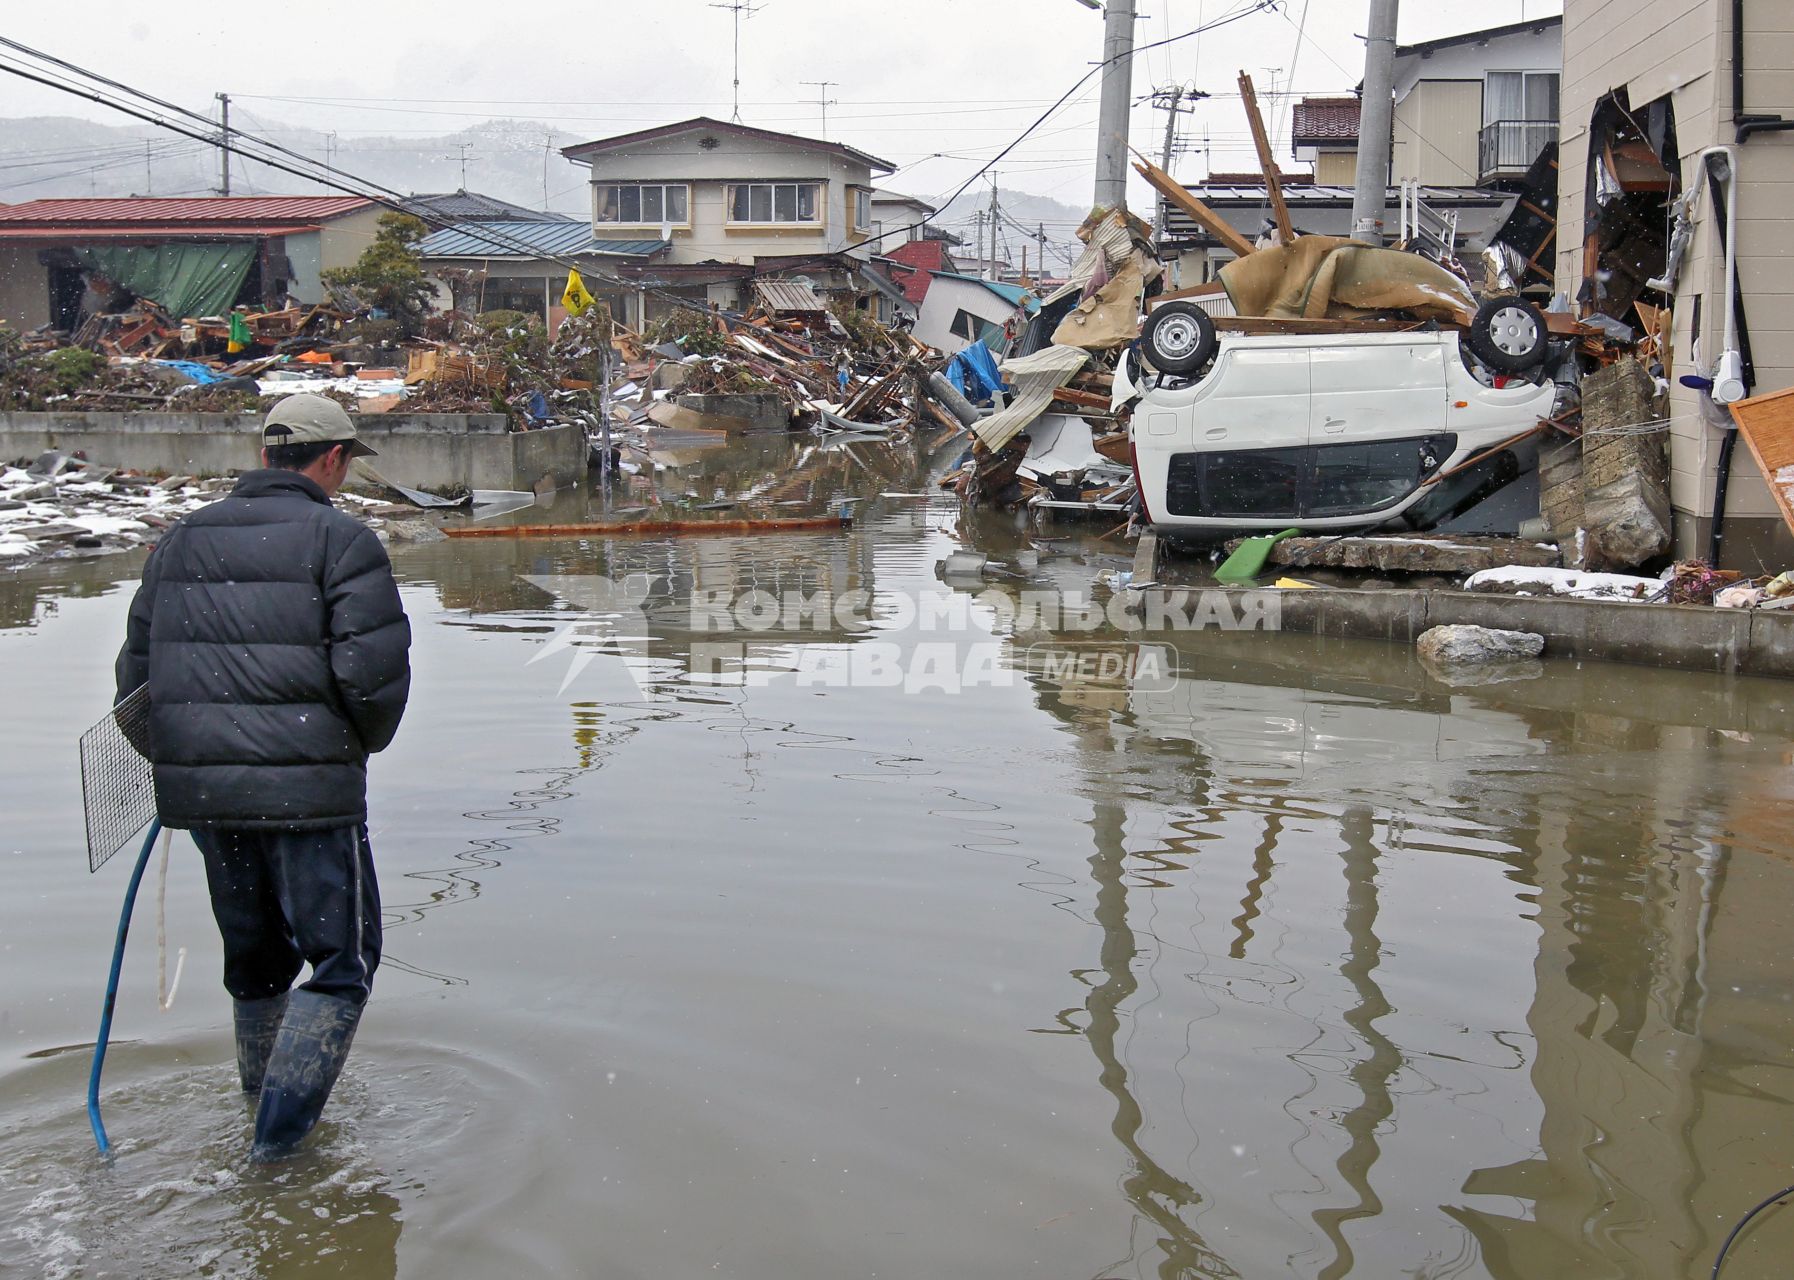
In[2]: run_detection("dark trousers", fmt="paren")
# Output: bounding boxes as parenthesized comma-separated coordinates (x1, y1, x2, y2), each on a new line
(192, 824, 382, 1006)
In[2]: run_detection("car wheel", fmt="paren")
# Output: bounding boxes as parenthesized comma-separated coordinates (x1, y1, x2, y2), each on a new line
(1142, 302, 1218, 376)
(1468, 295, 1547, 372)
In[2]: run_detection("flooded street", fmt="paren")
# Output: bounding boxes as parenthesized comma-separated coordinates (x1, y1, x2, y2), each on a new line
(4, 434, 1794, 1279)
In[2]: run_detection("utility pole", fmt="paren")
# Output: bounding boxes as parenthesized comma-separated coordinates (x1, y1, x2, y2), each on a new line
(1036, 222, 1048, 281)
(543, 131, 554, 210)
(800, 80, 838, 138)
(709, 0, 763, 123)
(324, 130, 337, 181)
(1351, 0, 1399, 244)
(1148, 84, 1205, 242)
(456, 143, 472, 188)
(1092, 0, 1138, 211)
(988, 176, 1000, 280)
(973, 209, 985, 280)
(216, 92, 231, 196)
(144, 140, 152, 195)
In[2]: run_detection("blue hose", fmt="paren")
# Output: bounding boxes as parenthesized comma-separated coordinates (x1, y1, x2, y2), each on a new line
(87, 818, 163, 1157)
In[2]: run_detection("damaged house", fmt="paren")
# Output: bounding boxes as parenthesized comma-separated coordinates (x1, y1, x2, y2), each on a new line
(1557, 0, 1794, 571)
(556, 116, 898, 324)
(0, 196, 382, 332)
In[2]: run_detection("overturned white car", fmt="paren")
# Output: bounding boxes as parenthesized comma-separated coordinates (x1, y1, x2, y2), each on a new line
(1118, 301, 1559, 537)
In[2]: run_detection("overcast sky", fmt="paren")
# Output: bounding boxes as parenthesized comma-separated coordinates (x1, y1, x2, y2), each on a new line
(0, 0, 1563, 219)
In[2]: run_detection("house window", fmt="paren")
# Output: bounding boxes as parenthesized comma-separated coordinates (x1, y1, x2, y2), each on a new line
(1485, 71, 1559, 123)
(949, 309, 983, 340)
(728, 182, 821, 224)
(852, 188, 872, 232)
(594, 183, 689, 225)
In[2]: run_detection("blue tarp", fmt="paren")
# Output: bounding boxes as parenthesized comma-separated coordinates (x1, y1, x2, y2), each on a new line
(943, 343, 1006, 403)
(153, 360, 229, 385)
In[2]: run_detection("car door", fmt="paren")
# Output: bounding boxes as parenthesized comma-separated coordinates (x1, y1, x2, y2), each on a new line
(1178, 345, 1310, 519)
(1305, 334, 1452, 517)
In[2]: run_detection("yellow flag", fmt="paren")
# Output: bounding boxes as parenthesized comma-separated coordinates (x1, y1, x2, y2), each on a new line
(562, 269, 595, 317)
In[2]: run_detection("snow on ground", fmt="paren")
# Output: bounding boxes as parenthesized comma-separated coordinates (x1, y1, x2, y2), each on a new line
(1465, 564, 1665, 601)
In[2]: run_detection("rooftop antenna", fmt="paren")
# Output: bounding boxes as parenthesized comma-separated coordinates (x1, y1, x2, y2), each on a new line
(709, 0, 764, 123)
(800, 80, 838, 138)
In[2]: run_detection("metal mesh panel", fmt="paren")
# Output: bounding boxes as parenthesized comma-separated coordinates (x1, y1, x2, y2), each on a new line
(79, 685, 155, 872)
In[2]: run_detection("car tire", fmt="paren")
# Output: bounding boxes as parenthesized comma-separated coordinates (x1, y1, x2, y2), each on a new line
(1467, 295, 1547, 372)
(1142, 302, 1218, 376)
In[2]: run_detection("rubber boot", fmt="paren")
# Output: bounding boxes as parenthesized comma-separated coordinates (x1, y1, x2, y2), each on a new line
(232, 992, 289, 1093)
(250, 990, 362, 1161)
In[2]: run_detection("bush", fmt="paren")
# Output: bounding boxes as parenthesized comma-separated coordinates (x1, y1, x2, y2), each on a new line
(44, 346, 104, 392)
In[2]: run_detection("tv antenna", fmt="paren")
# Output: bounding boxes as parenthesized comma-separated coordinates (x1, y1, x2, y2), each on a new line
(709, 0, 765, 123)
(800, 80, 838, 138)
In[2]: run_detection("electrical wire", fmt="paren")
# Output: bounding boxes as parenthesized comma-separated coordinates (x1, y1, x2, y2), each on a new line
(0, 2, 1280, 299)
(1710, 1182, 1794, 1278)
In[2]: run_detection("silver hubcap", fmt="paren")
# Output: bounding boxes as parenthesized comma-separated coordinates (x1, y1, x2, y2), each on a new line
(1488, 305, 1539, 356)
(1155, 315, 1201, 358)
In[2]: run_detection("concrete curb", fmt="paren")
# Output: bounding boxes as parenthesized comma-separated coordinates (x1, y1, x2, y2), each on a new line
(1178, 586, 1794, 679)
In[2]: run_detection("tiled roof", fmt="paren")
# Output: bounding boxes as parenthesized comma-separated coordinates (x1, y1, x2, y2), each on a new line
(882, 238, 952, 305)
(562, 116, 894, 175)
(1290, 97, 1361, 144)
(407, 190, 575, 222)
(0, 196, 372, 225)
(1200, 171, 1315, 186)
(414, 221, 669, 259)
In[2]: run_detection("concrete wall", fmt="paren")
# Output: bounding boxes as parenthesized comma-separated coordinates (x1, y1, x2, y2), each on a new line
(0, 411, 586, 493)
(1559, 0, 1794, 569)
(574, 128, 878, 265)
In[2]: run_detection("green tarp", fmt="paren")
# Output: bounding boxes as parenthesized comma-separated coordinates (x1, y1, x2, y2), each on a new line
(73, 242, 257, 319)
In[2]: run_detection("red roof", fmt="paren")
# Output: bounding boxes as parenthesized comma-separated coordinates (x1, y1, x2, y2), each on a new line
(0, 196, 373, 229)
(882, 239, 952, 305)
(1291, 97, 1360, 144)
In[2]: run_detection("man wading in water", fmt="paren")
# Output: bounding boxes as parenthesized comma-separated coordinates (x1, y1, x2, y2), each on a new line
(116, 392, 411, 1160)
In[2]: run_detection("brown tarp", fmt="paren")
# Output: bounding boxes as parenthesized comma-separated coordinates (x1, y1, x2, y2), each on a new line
(1219, 235, 1474, 323)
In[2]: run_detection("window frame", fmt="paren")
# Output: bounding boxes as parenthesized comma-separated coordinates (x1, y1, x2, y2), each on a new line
(850, 186, 872, 233)
(593, 182, 691, 228)
(726, 181, 825, 227)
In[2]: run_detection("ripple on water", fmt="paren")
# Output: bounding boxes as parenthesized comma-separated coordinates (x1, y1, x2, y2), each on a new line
(0, 1030, 550, 1278)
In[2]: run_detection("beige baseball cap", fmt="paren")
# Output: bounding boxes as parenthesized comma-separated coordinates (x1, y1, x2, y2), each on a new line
(261, 392, 378, 458)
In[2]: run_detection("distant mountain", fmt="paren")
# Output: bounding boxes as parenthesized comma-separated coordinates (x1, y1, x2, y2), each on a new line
(0, 114, 591, 217)
(0, 113, 1094, 269)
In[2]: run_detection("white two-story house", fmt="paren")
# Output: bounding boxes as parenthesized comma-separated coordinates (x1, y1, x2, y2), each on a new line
(560, 117, 895, 316)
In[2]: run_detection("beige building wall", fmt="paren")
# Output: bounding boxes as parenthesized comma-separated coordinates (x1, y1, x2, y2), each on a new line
(1559, 0, 1794, 564)
(1392, 80, 1484, 185)
(575, 132, 876, 266)
(0, 244, 49, 330)
(1314, 151, 1358, 185)
(317, 206, 386, 275)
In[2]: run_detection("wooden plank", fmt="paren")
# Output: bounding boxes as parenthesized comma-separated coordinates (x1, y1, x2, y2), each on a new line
(1238, 71, 1294, 243)
(1729, 384, 1794, 537)
(1130, 154, 1257, 259)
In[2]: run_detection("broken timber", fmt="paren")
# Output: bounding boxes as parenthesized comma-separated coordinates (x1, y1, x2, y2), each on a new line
(1237, 71, 1294, 243)
(1131, 151, 1257, 260)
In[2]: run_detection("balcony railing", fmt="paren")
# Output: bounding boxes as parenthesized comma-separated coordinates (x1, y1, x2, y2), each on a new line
(1479, 119, 1559, 181)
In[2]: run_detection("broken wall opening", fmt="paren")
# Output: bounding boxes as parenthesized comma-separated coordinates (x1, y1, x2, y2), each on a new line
(1579, 89, 1680, 321)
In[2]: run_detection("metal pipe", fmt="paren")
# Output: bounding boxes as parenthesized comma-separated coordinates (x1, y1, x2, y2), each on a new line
(1698, 146, 1745, 404)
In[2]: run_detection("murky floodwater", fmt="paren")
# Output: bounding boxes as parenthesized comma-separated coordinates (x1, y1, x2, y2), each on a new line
(4, 431, 1794, 1279)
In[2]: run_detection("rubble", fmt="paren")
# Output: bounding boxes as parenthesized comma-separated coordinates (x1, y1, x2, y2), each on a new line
(1416, 624, 1546, 664)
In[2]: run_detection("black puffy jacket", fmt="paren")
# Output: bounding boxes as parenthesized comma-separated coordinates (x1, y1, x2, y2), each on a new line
(115, 470, 411, 830)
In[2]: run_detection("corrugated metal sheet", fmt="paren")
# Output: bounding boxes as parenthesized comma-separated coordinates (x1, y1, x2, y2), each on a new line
(415, 220, 668, 259)
(753, 279, 828, 313)
(973, 344, 1090, 452)
(0, 196, 371, 224)
(0, 223, 317, 240)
